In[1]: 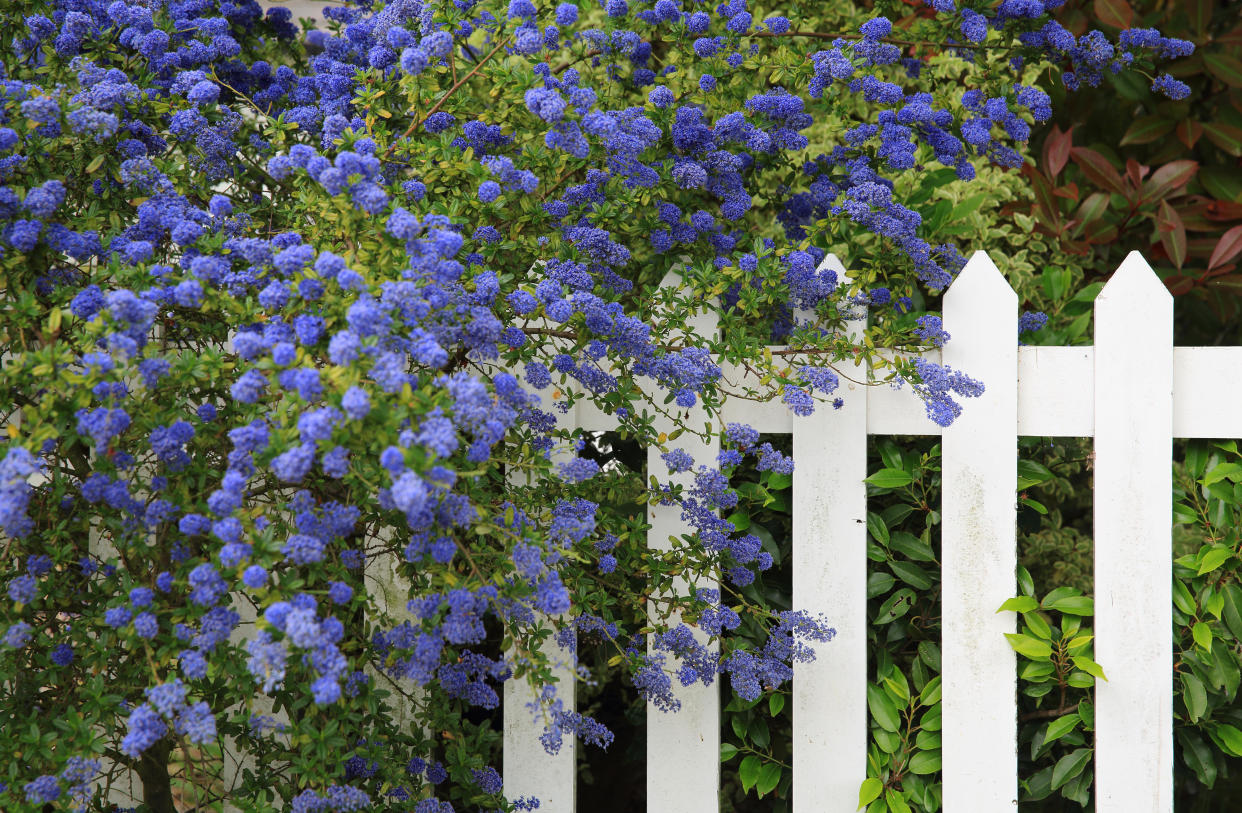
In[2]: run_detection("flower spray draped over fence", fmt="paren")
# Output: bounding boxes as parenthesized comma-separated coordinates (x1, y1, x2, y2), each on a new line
(0, 0, 1190, 809)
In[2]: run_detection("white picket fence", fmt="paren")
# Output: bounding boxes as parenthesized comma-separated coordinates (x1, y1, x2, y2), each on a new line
(503, 249, 1242, 813)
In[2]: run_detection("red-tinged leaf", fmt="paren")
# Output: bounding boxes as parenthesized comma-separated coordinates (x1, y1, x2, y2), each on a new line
(1025, 166, 1060, 223)
(1177, 120, 1204, 150)
(1143, 160, 1200, 200)
(1167, 276, 1194, 296)
(1207, 201, 1242, 220)
(1083, 220, 1119, 245)
(1208, 271, 1242, 288)
(1044, 125, 1073, 178)
(1209, 224, 1242, 270)
(1203, 124, 1242, 157)
(1052, 182, 1079, 201)
(1126, 159, 1146, 189)
(1205, 53, 1242, 88)
(1121, 117, 1175, 146)
(1070, 147, 1126, 196)
(1093, 0, 1133, 28)
(1168, 55, 1205, 79)
(1159, 200, 1188, 269)
(1075, 191, 1110, 225)
(1189, 236, 1221, 258)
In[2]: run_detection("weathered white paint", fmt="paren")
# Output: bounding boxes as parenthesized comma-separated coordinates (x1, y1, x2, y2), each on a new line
(941, 252, 1019, 810)
(646, 270, 720, 813)
(1093, 252, 1173, 813)
(791, 255, 868, 813)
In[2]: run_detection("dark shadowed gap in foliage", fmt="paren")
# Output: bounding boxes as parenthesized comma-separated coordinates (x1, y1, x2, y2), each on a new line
(576, 430, 646, 811)
(721, 434, 794, 813)
(865, 436, 942, 813)
(1014, 436, 1096, 811)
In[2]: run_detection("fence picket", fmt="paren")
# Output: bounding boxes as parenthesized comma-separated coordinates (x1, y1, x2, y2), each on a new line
(504, 369, 577, 812)
(647, 271, 720, 813)
(792, 254, 868, 813)
(941, 252, 1019, 810)
(1093, 252, 1173, 813)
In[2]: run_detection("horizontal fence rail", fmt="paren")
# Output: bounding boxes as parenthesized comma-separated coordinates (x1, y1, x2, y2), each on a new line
(506, 249, 1200, 812)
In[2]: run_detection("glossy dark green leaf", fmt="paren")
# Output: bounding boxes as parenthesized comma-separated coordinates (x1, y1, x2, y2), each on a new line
(865, 468, 914, 489)
(1183, 672, 1208, 722)
(757, 762, 781, 796)
(867, 683, 901, 732)
(1050, 748, 1092, 790)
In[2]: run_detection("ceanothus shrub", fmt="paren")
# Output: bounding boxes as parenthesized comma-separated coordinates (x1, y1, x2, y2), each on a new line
(0, 0, 1190, 810)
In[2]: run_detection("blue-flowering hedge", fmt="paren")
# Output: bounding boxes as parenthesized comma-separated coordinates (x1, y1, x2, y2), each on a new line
(0, 0, 1191, 810)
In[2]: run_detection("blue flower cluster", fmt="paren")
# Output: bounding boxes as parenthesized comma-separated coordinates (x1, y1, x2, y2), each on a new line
(0, 0, 1195, 807)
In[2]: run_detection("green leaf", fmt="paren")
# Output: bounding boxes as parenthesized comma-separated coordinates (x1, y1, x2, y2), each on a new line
(1050, 748, 1092, 790)
(1205, 52, 1242, 88)
(997, 596, 1039, 614)
(757, 762, 781, 796)
(1204, 462, 1242, 486)
(858, 778, 884, 810)
(1178, 729, 1218, 788)
(1017, 565, 1035, 598)
(1204, 123, 1242, 157)
(769, 693, 785, 717)
(1078, 700, 1095, 729)
(1044, 595, 1094, 616)
(1017, 459, 1055, 489)
(1175, 580, 1198, 616)
(1212, 724, 1242, 757)
(1005, 633, 1052, 659)
(867, 512, 890, 546)
(875, 588, 916, 624)
(919, 675, 941, 706)
(1022, 611, 1053, 641)
(865, 468, 914, 489)
(867, 571, 896, 599)
(1092, 0, 1133, 28)
(888, 531, 936, 563)
(867, 683, 901, 732)
(720, 743, 739, 762)
(1040, 586, 1081, 608)
(1198, 546, 1233, 575)
(1183, 672, 1208, 722)
(918, 641, 941, 672)
(739, 755, 761, 793)
(1194, 621, 1213, 651)
(907, 750, 941, 775)
(1071, 655, 1108, 682)
(1120, 116, 1176, 146)
(1222, 584, 1242, 640)
(890, 560, 933, 591)
(884, 789, 912, 813)
(1174, 502, 1199, 524)
(1044, 714, 1080, 746)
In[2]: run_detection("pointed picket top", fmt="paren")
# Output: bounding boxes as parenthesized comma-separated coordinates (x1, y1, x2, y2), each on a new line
(817, 250, 848, 281)
(945, 250, 1017, 309)
(1097, 250, 1172, 309)
(940, 248, 1018, 811)
(1093, 249, 1173, 813)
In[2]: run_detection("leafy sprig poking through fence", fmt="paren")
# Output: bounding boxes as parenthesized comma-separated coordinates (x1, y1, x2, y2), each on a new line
(0, 0, 1196, 809)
